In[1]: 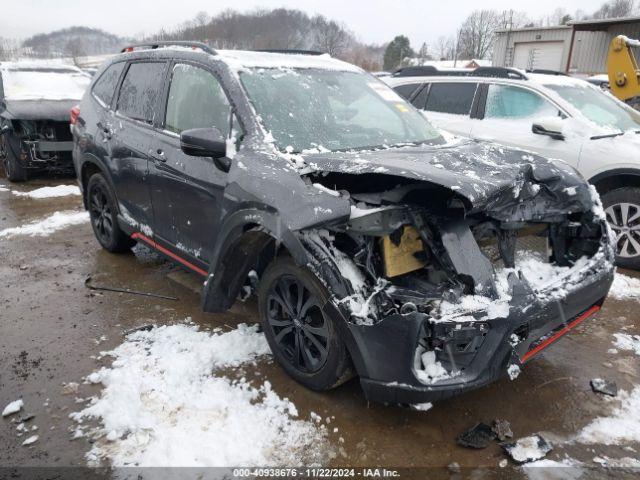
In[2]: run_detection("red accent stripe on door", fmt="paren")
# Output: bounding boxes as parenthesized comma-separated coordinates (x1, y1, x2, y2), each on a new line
(131, 232, 208, 277)
(520, 305, 601, 363)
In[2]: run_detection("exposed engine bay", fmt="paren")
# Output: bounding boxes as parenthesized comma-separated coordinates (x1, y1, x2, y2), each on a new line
(9, 119, 74, 171)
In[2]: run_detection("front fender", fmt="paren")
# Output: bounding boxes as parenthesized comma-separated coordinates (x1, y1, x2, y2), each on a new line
(201, 207, 311, 313)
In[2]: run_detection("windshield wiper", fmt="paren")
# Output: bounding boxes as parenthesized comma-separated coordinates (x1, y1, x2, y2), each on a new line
(590, 131, 625, 140)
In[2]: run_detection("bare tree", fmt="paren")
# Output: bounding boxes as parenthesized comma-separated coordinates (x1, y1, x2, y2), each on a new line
(458, 10, 500, 60)
(193, 11, 209, 42)
(435, 35, 455, 60)
(497, 10, 531, 29)
(312, 16, 351, 56)
(592, 0, 635, 19)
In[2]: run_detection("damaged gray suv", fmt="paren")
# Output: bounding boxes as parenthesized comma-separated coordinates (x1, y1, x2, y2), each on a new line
(72, 42, 615, 404)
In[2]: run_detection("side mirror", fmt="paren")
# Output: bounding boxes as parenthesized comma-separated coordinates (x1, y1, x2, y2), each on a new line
(180, 127, 230, 172)
(532, 117, 565, 141)
(0, 125, 9, 136)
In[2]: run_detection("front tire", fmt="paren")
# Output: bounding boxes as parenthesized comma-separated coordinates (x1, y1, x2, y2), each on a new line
(258, 256, 353, 391)
(87, 173, 135, 253)
(2, 132, 28, 182)
(602, 187, 640, 270)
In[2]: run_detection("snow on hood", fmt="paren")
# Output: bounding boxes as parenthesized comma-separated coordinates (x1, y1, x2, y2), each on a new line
(302, 140, 591, 214)
(1, 64, 90, 101)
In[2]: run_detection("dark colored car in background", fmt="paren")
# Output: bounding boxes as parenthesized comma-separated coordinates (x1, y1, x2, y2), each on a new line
(71, 41, 614, 405)
(0, 62, 90, 181)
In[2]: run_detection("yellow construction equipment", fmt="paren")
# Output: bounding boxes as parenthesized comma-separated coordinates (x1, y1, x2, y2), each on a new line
(607, 35, 640, 106)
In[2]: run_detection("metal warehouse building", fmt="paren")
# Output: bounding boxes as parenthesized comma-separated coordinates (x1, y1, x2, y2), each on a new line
(493, 16, 640, 74)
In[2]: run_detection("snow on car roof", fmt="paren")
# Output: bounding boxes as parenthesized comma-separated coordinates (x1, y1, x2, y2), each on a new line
(1, 61, 90, 101)
(215, 49, 362, 73)
(527, 73, 592, 88)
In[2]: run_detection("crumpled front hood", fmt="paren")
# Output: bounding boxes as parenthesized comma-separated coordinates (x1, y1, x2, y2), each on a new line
(304, 139, 592, 216)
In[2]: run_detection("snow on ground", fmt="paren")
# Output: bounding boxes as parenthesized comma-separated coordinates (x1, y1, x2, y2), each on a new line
(609, 273, 640, 300)
(575, 331, 640, 446)
(576, 386, 640, 445)
(71, 322, 332, 467)
(522, 458, 583, 480)
(613, 333, 640, 355)
(11, 185, 81, 199)
(0, 211, 89, 238)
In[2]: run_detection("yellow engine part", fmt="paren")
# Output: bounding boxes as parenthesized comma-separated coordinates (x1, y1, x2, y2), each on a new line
(607, 35, 640, 102)
(381, 226, 426, 278)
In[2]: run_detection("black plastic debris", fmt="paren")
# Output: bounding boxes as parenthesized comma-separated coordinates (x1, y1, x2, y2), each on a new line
(456, 422, 496, 449)
(492, 419, 513, 442)
(502, 434, 552, 464)
(590, 378, 618, 397)
(123, 324, 155, 336)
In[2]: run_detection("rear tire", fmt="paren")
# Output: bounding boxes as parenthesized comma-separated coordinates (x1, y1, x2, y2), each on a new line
(87, 173, 135, 253)
(2, 132, 28, 182)
(258, 256, 353, 391)
(601, 187, 640, 270)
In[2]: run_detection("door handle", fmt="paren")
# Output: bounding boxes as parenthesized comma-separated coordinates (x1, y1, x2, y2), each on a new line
(151, 148, 166, 162)
(96, 121, 112, 139)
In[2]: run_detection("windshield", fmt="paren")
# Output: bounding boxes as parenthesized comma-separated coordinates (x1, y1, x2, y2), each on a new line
(545, 83, 640, 132)
(1, 69, 90, 101)
(240, 68, 442, 152)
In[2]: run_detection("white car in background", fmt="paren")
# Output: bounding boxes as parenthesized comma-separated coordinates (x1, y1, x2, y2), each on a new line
(384, 67, 640, 269)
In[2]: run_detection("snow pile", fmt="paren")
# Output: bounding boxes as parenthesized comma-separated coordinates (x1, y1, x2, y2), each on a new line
(437, 270, 512, 322)
(593, 456, 640, 468)
(2, 399, 23, 417)
(609, 273, 640, 300)
(0, 211, 89, 238)
(71, 323, 331, 467)
(504, 435, 552, 463)
(576, 386, 640, 445)
(613, 333, 640, 355)
(12, 185, 81, 199)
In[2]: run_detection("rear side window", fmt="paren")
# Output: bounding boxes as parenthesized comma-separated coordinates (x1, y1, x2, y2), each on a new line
(485, 84, 560, 119)
(116, 62, 166, 124)
(164, 64, 231, 135)
(425, 83, 477, 115)
(393, 83, 422, 100)
(92, 62, 125, 106)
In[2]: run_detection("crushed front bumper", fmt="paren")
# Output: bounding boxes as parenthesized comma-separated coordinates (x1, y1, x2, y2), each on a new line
(334, 248, 614, 405)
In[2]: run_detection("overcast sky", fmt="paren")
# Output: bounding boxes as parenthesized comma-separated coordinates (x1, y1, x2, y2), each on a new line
(3, 0, 607, 47)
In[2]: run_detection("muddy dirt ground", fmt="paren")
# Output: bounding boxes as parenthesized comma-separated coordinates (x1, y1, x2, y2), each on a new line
(0, 173, 638, 478)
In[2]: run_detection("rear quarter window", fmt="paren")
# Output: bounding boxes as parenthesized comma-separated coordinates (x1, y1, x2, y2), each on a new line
(92, 62, 125, 107)
(393, 83, 422, 100)
(116, 62, 166, 124)
(425, 82, 477, 115)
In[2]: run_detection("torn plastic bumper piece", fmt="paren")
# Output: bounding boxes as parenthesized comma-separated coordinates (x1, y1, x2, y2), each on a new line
(332, 259, 614, 405)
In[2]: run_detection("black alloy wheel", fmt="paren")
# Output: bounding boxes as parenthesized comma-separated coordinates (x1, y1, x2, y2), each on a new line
(265, 275, 330, 373)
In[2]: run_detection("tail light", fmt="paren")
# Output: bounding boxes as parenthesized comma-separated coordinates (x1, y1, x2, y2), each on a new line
(70, 105, 80, 125)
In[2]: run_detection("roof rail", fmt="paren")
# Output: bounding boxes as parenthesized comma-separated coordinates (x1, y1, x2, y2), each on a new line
(253, 49, 325, 56)
(121, 41, 216, 55)
(392, 65, 528, 80)
(526, 68, 568, 76)
(392, 65, 478, 77)
(470, 67, 528, 80)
